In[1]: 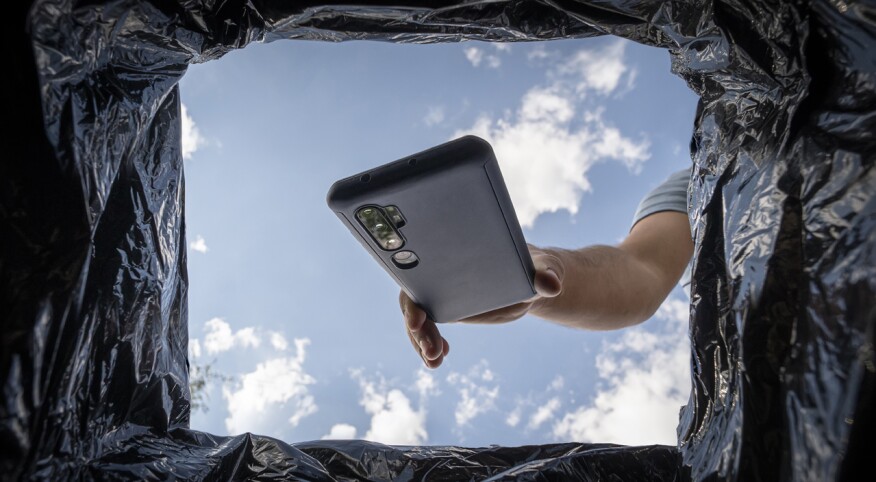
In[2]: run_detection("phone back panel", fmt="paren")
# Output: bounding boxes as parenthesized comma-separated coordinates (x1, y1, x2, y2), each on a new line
(327, 136, 536, 323)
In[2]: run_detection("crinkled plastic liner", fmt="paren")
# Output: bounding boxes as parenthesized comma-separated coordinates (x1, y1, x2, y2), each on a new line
(3, 0, 873, 480)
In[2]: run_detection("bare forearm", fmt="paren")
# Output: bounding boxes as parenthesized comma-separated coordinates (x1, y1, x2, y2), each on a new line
(530, 212, 693, 330)
(529, 245, 666, 329)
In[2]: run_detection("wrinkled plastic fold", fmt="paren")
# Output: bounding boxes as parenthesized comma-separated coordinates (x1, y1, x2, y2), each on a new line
(3, 0, 874, 480)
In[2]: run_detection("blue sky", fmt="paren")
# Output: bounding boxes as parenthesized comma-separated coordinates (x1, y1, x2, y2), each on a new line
(179, 36, 698, 447)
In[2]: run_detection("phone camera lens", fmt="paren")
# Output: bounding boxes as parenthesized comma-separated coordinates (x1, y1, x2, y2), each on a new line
(356, 205, 405, 251)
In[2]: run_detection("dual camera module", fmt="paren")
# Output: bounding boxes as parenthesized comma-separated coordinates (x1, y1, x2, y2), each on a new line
(356, 205, 419, 269)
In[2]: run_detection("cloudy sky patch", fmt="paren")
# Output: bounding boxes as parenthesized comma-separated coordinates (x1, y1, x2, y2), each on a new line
(453, 40, 649, 228)
(181, 103, 206, 160)
(552, 297, 691, 445)
(181, 36, 698, 447)
(222, 338, 317, 436)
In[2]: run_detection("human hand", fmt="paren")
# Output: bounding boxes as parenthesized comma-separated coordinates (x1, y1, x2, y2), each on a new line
(400, 246, 564, 368)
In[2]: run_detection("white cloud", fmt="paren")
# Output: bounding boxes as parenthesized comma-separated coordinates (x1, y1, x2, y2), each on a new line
(415, 368, 439, 399)
(528, 397, 561, 431)
(181, 103, 206, 160)
(623, 68, 639, 95)
(423, 106, 445, 127)
(447, 360, 500, 427)
(506, 405, 522, 427)
(558, 41, 630, 96)
(452, 40, 648, 228)
(234, 327, 260, 349)
(367, 389, 425, 445)
(463, 45, 502, 69)
(353, 370, 430, 445)
(493, 43, 512, 53)
(505, 375, 565, 430)
(527, 45, 554, 62)
(322, 423, 358, 440)
(188, 339, 202, 359)
(552, 297, 691, 445)
(519, 87, 575, 123)
(589, 113, 650, 174)
(222, 338, 317, 436)
(270, 332, 289, 351)
(656, 295, 689, 324)
(203, 318, 235, 354)
(189, 234, 209, 253)
(202, 318, 264, 355)
(549, 375, 565, 391)
(464, 46, 484, 67)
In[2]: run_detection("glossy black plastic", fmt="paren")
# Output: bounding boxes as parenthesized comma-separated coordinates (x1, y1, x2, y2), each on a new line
(4, 0, 874, 480)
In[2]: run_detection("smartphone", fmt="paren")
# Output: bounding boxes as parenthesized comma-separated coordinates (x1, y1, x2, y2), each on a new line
(326, 136, 535, 323)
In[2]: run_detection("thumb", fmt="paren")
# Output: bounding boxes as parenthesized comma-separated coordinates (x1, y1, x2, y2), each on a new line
(532, 251, 563, 298)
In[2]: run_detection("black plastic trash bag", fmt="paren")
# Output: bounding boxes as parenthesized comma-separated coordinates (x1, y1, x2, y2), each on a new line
(3, 0, 874, 480)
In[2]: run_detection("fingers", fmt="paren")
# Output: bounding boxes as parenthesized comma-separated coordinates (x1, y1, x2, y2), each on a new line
(427, 337, 450, 369)
(534, 267, 562, 297)
(400, 291, 426, 332)
(460, 301, 531, 324)
(401, 291, 449, 368)
(406, 322, 449, 368)
(531, 251, 564, 298)
(416, 319, 444, 361)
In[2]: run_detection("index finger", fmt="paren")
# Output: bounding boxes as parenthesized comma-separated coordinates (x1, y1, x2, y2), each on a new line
(399, 291, 427, 332)
(459, 301, 532, 324)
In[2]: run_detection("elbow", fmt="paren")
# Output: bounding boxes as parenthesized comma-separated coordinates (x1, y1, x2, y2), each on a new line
(631, 297, 665, 326)
(614, 269, 675, 328)
(580, 300, 663, 331)
(608, 299, 662, 329)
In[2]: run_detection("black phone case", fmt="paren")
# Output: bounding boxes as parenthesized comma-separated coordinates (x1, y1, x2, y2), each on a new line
(326, 136, 536, 323)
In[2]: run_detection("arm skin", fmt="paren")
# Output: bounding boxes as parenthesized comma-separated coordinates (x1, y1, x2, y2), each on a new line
(400, 210, 694, 368)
